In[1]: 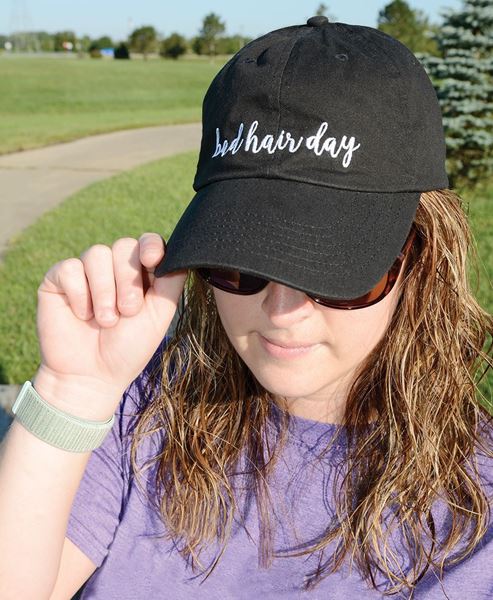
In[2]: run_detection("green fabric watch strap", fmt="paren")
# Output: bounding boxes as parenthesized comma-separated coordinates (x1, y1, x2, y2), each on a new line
(12, 380, 115, 453)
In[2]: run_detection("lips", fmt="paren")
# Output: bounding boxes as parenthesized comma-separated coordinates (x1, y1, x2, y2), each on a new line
(259, 334, 320, 359)
(261, 335, 315, 349)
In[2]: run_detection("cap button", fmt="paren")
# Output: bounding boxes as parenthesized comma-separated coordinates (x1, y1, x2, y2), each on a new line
(306, 15, 329, 27)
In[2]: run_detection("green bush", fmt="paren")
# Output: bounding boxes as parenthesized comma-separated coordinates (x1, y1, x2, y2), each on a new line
(88, 43, 102, 59)
(114, 42, 130, 59)
(160, 33, 187, 59)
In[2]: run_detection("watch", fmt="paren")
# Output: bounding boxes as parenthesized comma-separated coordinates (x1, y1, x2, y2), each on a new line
(11, 380, 115, 453)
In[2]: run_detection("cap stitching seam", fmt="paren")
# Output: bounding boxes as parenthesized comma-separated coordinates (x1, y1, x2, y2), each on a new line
(184, 234, 347, 262)
(168, 204, 415, 236)
(168, 236, 337, 265)
(268, 28, 312, 179)
(352, 28, 414, 183)
(173, 213, 374, 236)
(195, 174, 422, 194)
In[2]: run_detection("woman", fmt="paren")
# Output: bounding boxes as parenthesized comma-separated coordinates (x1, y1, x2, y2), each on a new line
(1, 17, 492, 599)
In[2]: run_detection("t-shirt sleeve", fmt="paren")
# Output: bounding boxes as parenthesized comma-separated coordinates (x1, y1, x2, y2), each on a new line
(65, 335, 171, 568)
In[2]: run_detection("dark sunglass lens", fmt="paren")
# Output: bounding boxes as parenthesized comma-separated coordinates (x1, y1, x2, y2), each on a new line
(198, 268, 267, 294)
(313, 255, 405, 309)
(316, 230, 414, 309)
(311, 270, 390, 309)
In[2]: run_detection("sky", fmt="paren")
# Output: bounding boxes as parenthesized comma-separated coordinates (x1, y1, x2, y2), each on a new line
(1, 0, 463, 41)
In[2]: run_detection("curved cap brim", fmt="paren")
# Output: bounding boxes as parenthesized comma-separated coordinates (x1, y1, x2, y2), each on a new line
(154, 178, 420, 299)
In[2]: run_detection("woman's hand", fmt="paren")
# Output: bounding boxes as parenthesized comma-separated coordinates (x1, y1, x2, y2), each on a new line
(32, 233, 187, 420)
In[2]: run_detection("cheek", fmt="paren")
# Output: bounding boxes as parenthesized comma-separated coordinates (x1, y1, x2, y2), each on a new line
(322, 283, 402, 360)
(212, 290, 257, 340)
(331, 309, 388, 359)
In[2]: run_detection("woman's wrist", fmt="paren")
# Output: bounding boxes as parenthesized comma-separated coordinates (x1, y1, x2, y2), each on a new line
(31, 367, 121, 423)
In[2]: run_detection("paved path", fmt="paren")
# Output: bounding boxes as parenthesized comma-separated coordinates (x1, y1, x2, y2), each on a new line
(0, 122, 201, 262)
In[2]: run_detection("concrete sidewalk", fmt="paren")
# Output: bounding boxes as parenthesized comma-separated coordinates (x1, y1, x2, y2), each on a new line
(0, 122, 201, 262)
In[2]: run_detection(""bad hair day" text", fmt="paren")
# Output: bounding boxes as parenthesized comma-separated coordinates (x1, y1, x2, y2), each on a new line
(212, 121, 362, 168)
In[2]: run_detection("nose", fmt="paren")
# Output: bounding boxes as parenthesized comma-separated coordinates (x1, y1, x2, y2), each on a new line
(261, 280, 314, 325)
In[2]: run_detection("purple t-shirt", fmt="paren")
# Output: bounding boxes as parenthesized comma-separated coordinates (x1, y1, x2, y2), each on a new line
(66, 338, 493, 599)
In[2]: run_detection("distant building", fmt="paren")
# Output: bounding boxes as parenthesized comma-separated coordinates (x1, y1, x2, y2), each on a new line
(100, 47, 114, 58)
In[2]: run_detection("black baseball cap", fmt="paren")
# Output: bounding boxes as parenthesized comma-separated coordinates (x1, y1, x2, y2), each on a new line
(154, 16, 449, 299)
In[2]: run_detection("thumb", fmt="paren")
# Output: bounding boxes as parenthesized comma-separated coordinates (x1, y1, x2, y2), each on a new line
(143, 268, 188, 333)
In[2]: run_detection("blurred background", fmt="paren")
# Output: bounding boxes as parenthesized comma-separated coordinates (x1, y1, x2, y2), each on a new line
(0, 0, 492, 436)
(1, 0, 490, 185)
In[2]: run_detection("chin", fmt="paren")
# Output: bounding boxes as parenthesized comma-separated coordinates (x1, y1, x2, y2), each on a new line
(247, 364, 321, 399)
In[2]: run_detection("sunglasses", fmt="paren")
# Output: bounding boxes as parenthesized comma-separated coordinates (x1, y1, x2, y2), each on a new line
(196, 228, 417, 310)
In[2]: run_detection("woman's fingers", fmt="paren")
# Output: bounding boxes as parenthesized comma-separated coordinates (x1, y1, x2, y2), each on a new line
(79, 244, 119, 327)
(138, 232, 166, 290)
(136, 232, 188, 333)
(112, 238, 144, 316)
(39, 258, 93, 322)
(138, 232, 165, 269)
(42, 234, 175, 331)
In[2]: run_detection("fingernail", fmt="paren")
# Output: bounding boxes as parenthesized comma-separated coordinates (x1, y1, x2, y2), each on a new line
(121, 293, 138, 308)
(99, 308, 116, 321)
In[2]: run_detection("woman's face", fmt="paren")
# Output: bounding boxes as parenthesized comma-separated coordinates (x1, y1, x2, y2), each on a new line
(212, 265, 407, 424)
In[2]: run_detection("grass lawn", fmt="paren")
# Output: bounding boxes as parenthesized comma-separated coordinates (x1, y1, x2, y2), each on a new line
(0, 152, 491, 411)
(0, 150, 198, 383)
(466, 183, 493, 411)
(0, 55, 227, 154)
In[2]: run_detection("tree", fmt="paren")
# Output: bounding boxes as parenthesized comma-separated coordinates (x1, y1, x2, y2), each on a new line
(190, 35, 204, 55)
(88, 43, 102, 58)
(128, 25, 157, 60)
(37, 31, 55, 52)
(160, 33, 187, 59)
(314, 3, 337, 22)
(377, 0, 439, 55)
(215, 35, 252, 55)
(6, 31, 41, 52)
(198, 12, 226, 57)
(78, 35, 92, 53)
(53, 31, 76, 52)
(87, 35, 114, 58)
(92, 35, 114, 49)
(418, 0, 493, 189)
(114, 42, 130, 59)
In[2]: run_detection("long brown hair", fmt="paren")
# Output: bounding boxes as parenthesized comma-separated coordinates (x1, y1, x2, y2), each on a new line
(128, 188, 493, 596)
